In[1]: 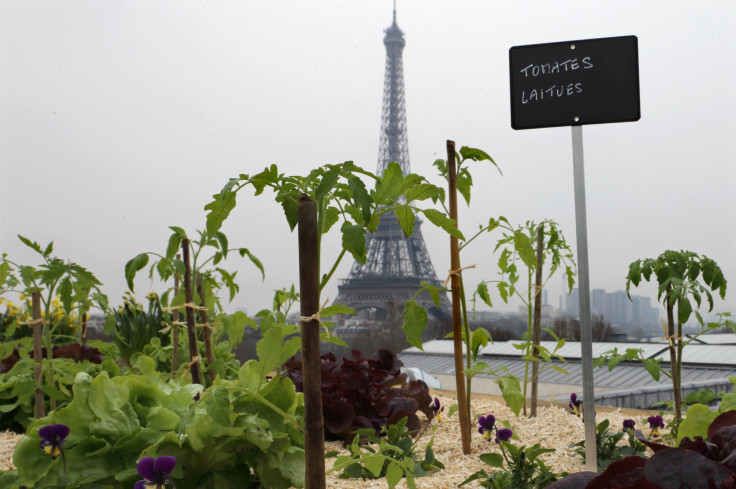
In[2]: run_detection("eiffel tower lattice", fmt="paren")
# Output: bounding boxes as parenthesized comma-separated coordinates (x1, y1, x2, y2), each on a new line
(333, 9, 451, 349)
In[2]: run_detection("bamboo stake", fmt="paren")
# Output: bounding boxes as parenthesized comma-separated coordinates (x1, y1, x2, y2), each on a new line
(196, 272, 216, 385)
(298, 193, 325, 489)
(182, 239, 202, 386)
(32, 292, 45, 419)
(530, 224, 544, 417)
(172, 254, 180, 376)
(447, 140, 471, 454)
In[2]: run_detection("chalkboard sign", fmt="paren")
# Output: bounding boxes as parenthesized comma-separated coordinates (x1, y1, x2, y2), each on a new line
(509, 36, 640, 130)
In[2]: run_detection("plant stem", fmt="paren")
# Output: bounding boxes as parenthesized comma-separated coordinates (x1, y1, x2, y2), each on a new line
(182, 239, 202, 386)
(196, 273, 216, 385)
(319, 248, 346, 292)
(530, 225, 543, 418)
(665, 293, 681, 421)
(459, 275, 472, 428)
(43, 287, 57, 411)
(172, 256, 180, 377)
(32, 292, 45, 418)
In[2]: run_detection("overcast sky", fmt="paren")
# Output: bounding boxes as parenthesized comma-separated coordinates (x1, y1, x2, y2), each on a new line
(1, 1, 734, 322)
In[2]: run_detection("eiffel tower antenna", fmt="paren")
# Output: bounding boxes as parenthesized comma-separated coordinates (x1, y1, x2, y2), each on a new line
(378, 0, 409, 177)
(333, 7, 450, 352)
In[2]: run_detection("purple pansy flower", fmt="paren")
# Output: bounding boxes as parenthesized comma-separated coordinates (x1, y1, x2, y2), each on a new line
(569, 393, 582, 417)
(39, 424, 69, 460)
(647, 415, 665, 437)
(495, 428, 513, 443)
(623, 419, 636, 433)
(135, 456, 177, 489)
(478, 414, 495, 441)
(431, 397, 444, 422)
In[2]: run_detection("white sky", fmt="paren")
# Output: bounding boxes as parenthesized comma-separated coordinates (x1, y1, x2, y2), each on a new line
(1, 1, 734, 320)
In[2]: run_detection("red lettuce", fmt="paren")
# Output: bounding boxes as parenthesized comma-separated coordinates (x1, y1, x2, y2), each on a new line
(284, 348, 433, 443)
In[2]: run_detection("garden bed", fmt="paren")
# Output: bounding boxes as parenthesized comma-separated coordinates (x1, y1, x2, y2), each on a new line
(0, 393, 663, 488)
(323, 392, 661, 488)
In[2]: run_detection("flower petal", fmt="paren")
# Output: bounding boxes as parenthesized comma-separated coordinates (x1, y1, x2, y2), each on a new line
(51, 424, 70, 441)
(134, 481, 146, 489)
(38, 425, 55, 442)
(153, 455, 177, 476)
(137, 457, 156, 481)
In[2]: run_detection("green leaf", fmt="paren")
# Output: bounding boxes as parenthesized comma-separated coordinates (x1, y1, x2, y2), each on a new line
(17, 235, 43, 254)
(402, 300, 427, 350)
(341, 223, 367, 263)
(513, 231, 536, 269)
(124, 253, 149, 292)
(678, 297, 693, 325)
(322, 206, 340, 234)
(348, 176, 372, 224)
(385, 461, 404, 489)
(315, 168, 340, 202)
(497, 375, 523, 416)
(205, 191, 237, 236)
(643, 359, 661, 381)
(456, 170, 472, 206)
(425, 283, 440, 307)
(58, 277, 73, 314)
(213, 231, 229, 258)
(678, 403, 717, 444)
(459, 146, 495, 163)
(363, 454, 386, 478)
(479, 452, 504, 468)
(447, 404, 458, 417)
(373, 163, 405, 204)
(470, 327, 492, 360)
(239, 248, 265, 279)
(223, 311, 253, 347)
(395, 205, 415, 236)
(476, 282, 492, 308)
(549, 365, 569, 375)
(169, 226, 187, 239)
(421, 209, 464, 240)
(321, 304, 356, 317)
(165, 233, 182, 260)
(497, 281, 509, 303)
(405, 183, 441, 203)
(255, 328, 285, 378)
(0, 260, 11, 287)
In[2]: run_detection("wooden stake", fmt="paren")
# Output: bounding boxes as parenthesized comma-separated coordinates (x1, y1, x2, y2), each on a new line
(530, 224, 544, 417)
(298, 193, 325, 489)
(182, 239, 202, 386)
(447, 140, 472, 455)
(197, 272, 216, 385)
(172, 254, 180, 376)
(32, 292, 45, 419)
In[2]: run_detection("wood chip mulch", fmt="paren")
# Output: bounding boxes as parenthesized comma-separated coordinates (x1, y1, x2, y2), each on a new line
(0, 393, 667, 488)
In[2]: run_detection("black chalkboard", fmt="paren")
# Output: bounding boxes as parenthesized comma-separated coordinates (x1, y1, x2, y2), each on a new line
(509, 36, 640, 130)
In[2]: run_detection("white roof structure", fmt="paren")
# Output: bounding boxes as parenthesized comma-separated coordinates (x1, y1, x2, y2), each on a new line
(399, 338, 736, 409)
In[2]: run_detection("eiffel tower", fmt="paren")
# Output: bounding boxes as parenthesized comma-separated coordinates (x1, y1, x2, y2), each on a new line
(333, 8, 451, 351)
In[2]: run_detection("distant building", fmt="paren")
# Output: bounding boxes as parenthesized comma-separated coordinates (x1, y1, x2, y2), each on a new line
(565, 287, 659, 330)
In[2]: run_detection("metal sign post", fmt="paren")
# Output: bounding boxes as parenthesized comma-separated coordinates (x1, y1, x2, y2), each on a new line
(508, 35, 641, 473)
(571, 125, 597, 472)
